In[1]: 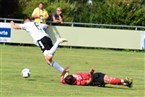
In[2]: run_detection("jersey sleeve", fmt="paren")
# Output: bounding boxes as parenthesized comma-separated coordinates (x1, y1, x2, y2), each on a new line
(40, 24, 48, 29)
(19, 24, 26, 30)
(80, 80, 88, 86)
(75, 79, 88, 86)
(76, 72, 91, 86)
(78, 72, 91, 80)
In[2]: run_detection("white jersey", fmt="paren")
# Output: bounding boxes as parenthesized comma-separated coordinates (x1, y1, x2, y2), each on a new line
(19, 22, 49, 45)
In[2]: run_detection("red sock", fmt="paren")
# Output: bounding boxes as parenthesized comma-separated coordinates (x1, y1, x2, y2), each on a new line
(109, 78, 123, 85)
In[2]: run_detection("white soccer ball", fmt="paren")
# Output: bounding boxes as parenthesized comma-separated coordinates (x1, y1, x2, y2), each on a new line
(22, 68, 31, 78)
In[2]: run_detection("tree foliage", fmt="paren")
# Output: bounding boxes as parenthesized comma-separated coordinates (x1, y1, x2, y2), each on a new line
(17, 0, 145, 26)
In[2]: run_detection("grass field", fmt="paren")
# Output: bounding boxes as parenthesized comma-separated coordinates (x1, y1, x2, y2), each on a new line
(0, 44, 144, 97)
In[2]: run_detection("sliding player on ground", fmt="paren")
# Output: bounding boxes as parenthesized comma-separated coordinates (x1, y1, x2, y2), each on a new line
(61, 67, 133, 88)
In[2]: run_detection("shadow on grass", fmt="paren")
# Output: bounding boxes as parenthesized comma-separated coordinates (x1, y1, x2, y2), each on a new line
(101, 86, 134, 90)
(67, 85, 133, 90)
(27, 78, 36, 81)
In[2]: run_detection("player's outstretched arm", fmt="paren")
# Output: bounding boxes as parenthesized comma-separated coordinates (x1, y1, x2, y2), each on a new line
(60, 67, 69, 83)
(84, 68, 95, 85)
(86, 76, 92, 85)
(10, 21, 21, 29)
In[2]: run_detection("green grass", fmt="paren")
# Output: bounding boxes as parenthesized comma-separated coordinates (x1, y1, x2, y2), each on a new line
(0, 45, 144, 97)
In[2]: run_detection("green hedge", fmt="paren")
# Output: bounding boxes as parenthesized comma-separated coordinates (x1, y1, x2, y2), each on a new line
(18, 0, 145, 26)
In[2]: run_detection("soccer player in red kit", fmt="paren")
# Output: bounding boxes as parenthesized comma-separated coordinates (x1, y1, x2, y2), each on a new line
(61, 71, 93, 86)
(60, 67, 133, 88)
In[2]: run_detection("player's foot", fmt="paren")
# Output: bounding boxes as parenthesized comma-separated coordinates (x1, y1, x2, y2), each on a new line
(124, 77, 133, 88)
(57, 38, 68, 44)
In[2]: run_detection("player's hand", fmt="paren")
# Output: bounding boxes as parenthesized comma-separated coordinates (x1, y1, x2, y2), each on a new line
(61, 66, 70, 76)
(63, 66, 70, 73)
(10, 21, 15, 25)
(90, 68, 95, 74)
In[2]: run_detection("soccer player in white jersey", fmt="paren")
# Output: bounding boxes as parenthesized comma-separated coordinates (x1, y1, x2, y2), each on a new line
(10, 17, 68, 73)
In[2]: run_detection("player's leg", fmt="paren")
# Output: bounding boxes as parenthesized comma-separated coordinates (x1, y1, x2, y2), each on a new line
(45, 54, 64, 72)
(44, 38, 68, 56)
(124, 77, 133, 88)
(43, 38, 67, 72)
(37, 36, 67, 73)
(104, 75, 133, 88)
(91, 72, 106, 87)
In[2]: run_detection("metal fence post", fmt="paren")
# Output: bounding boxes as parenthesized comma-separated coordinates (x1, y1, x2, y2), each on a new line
(135, 27, 138, 30)
(4, 19, 6, 23)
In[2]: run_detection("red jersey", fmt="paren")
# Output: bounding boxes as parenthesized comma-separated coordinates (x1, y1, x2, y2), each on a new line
(73, 72, 91, 85)
(61, 72, 91, 86)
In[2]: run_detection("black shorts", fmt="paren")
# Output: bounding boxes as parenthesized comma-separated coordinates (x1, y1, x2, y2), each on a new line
(37, 36, 53, 52)
(90, 72, 106, 87)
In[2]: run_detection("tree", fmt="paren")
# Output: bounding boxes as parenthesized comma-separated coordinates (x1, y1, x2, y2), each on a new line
(17, 0, 145, 26)
(0, 0, 19, 18)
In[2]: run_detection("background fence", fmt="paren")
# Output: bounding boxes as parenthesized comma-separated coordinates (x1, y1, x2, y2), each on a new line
(0, 18, 144, 50)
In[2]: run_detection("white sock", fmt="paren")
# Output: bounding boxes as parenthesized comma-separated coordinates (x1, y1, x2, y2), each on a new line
(48, 41, 60, 55)
(50, 61, 64, 73)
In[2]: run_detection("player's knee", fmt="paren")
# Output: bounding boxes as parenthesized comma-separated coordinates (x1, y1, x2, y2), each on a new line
(45, 59, 52, 65)
(104, 75, 112, 84)
(46, 60, 51, 65)
(43, 50, 53, 56)
(45, 54, 53, 65)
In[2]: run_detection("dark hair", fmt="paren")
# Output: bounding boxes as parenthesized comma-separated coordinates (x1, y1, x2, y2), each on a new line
(39, 2, 44, 5)
(64, 75, 76, 85)
(23, 16, 32, 21)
